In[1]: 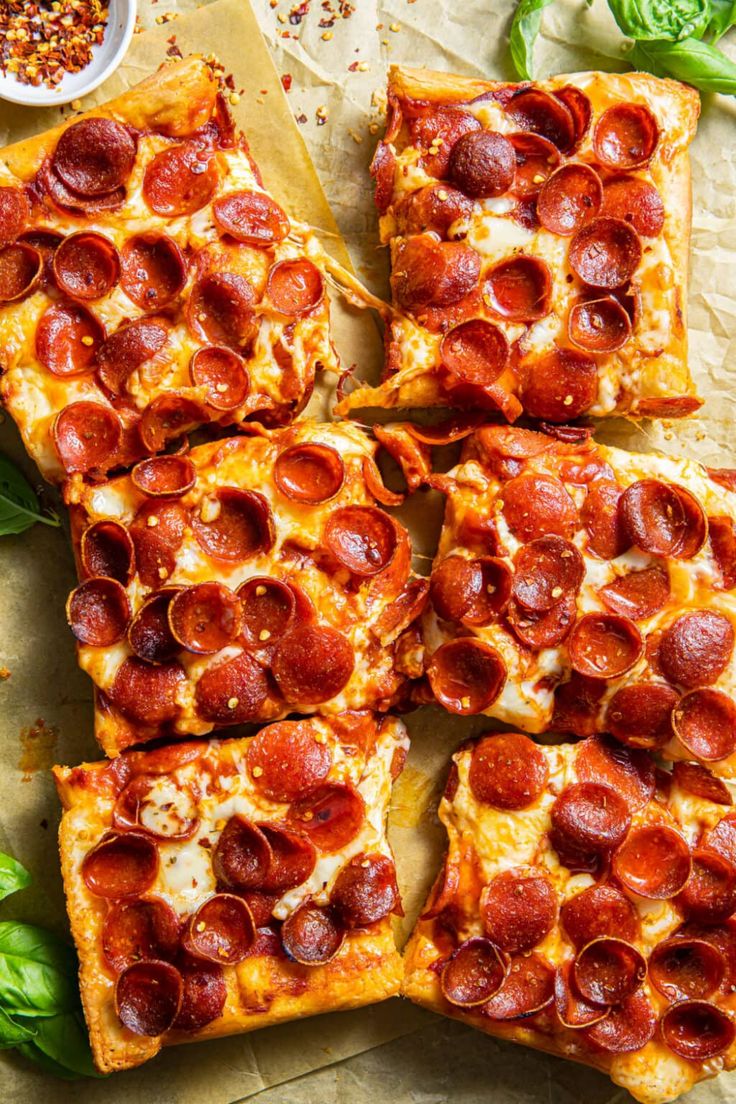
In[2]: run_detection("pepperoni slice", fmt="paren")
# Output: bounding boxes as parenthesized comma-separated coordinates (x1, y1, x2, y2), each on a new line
(510, 133, 560, 197)
(427, 638, 506, 715)
(271, 623, 354, 703)
(672, 761, 732, 806)
(394, 183, 475, 235)
(600, 565, 670, 623)
(660, 612, 734, 690)
(701, 815, 736, 868)
(81, 520, 135, 585)
(440, 938, 508, 1007)
(95, 316, 169, 396)
(553, 86, 591, 146)
(212, 816, 271, 889)
(288, 782, 365, 851)
(82, 831, 158, 899)
(561, 883, 639, 949)
(481, 952, 554, 1020)
(620, 480, 707, 559)
(678, 848, 736, 924)
(36, 302, 103, 377)
(431, 556, 511, 626)
(613, 824, 691, 899)
(140, 395, 205, 455)
(188, 272, 258, 352)
(0, 186, 28, 247)
(507, 592, 577, 650)
(551, 782, 630, 855)
(131, 456, 195, 500)
(537, 164, 602, 237)
(583, 990, 656, 1053)
(183, 894, 255, 965)
(53, 116, 136, 196)
(673, 689, 736, 762)
(103, 897, 180, 973)
(569, 217, 641, 289)
(115, 959, 182, 1036)
(512, 536, 584, 613)
(246, 720, 331, 802)
(501, 473, 577, 542)
(52, 232, 119, 301)
(168, 582, 242, 655)
(110, 657, 185, 726)
(447, 131, 515, 199)
(481, 868, 557, 953)
(661, 1000, 735, 1061)
(650, 937, 725, 1002)
(0, 242, 41, 302)
(573, 938, 646, 1006)
(213, 190, 290, 246)
(581, 480, 627, 559)
(274, 442, 345, 505)
(605, 682, 677, 750)
(409, 107, 481, 177)
(483, 255, 552, 322)
(53, 401, 121, 474)
(188, 345, 251, 412)
(41, 158, 125, 216)
(506, 89, 575, 152)
(576, 735, 655, 811)
(554, 960, 609, 1028)
(439, 319, 509, 388)
(468, 733, 548, 810)
(281, 902, 344, 965)
(569, 296, 632, 353)
(67, 577, 130, 647)
(113, 772, 197, 840)
(129, 500, 186, 588)
(195, 650, 268, 724)
(143, 142, 218, 216)
(238, 577, 299, 648)
(173, 955, 226, 1032)
(120, 233, 186, 310)
(324, 506, 397, 576)
(267, 258, 324, 316)
(519, 347, 598, 421)
(594, 104, 659, 170)
(601, 175, 664, 238)
(569, 613, 643, 679)
(259, 824, 317, 892)
(191, 489, 274, 562)
(392, 236, 481, 311)
(553, 672, 606, 737)
(331, 853, 399, 928)
(710, 516, 736, 591)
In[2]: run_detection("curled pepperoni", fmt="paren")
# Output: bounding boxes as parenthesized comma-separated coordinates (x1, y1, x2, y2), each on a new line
(600, 565, 670, 622)
(613, 825, 691, 900)
(139, 395, 205, 455)
(168, 582, 242, 654)
(701, 814, 736, 867)
(574, 938, 646, 1006)
(601, 175, 664, 238)
(431, 556, 511, 626)
(481, 868, 557, 954)
(552, 782, 630, 855)
(447, 131, 515, 199)
(274, 442, 345, 504)
(259, 824, 317, 892)
(173, 955, 226, 1032)
(131, 457, 196, 501)
(594, 104, 659, 170)
(440, 938, 508, 1007)
(0, 242, 41, 302)
(510, 133, 560, 197)
(621, 480, 707, 559)
(439, 319, 509, 389)
(481, 953, 554, 1020)
(469, 733, 548, 810)
(189, 346, 250, 411)
(187, 271, 258, 349)
(53, 232, 119, 301)
(554, 86, 591, 145)
(371, 140, 396, 214)
(583, 991, 656, 1053)
(212, 816, 271, 889)
(331, 853, 399, 928)
(392, 236, 480, 311)
(569, 296, 632, 353)
(710, 516, 736, 591)
(41, 158, 125, 216)
(569, 613, 643, 679)
(512, 536, 584, 613)
(673, 761, 732, 806)
(115, 960, 182, 1036)
(288, 782, 365, 852)
(36, 302, 103, 377)
(103, 897, 180, 973)
(506, 89, 575, 152)
(110, 657, 184, 726)
(81, 520, 134, 585)
(324, 506, 397, 576)
(581, 480, 627, 560)
(576, 734, 655, 811)
(606, 682, 677, 750)
(53, 402, 121, 474)
(661, 1000, 735, 1061)
(561, 883, 639, 949)
(53, 117, 136, 196)
(660, 612, 734, 690)
(0, 186, 28, 247)
(409, 107, 481, 176)
(183, 894, 255, 965)
(272, 624, 354, 703)
(144, 142, 218, 216)
(67, 577, 129, 647)
(95, 316, 169, 396)
(281, 902, 344, 965)
(213, 190, 290, 246)
(537, 164, 602, 237)
(678, 848, 736, 924)
(247, 720, 331, 802)
(569, 217, 641, 289)
(192, 488, 274, 561)
(519, 347, 598, 422)
(672, 689, 736, 762)
(507, 591, 576, 650)
(553, 672, 606, 737)
(554, 961, 609, 1029)
(267, 259, 324, 316)
(129, 501, 186, 589)
(501, 473, 577, 542)
(120, 233, 186, 310)
(238, 577, 300, 648)
(394, 183, 474, 235)
(650, 938, 725, 1002)
(195, 650, 268, 724)
(483, 255, 552, 322)
(113, 773, 197, 840)
(427, 638, 506, 715)
(82, 831, 158, 899)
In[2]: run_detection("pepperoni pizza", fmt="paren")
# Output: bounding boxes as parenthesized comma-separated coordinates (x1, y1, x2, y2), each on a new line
(0, 55, 338, 483)
(419, 424, 736, 779)
(64, 419, 427, 756)
(402, 731, 736, 1104)
(53, 713, 407, 1073)
(337, 66, 700, 423)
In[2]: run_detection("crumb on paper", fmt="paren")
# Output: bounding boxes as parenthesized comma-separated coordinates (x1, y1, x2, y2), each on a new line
(316, 105, 328, 125)
(296, 111, 308, 124)
(348, 129, 363, 144)
(0, 666, 11, 681)
(40, 818, 49, 830)
(18, 718, 59, 782)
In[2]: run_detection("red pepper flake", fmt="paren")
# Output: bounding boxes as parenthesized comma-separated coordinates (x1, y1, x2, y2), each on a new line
(0, 0, 110, 90)
(281, 73, 292, 92)
(289, 1, 310, 25)
(296, 111, 308, 124)
(165, 34, 182, 59)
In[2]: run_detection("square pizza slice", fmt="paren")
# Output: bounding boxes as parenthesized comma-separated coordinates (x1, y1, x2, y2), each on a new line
(63, 419, 428, 756)
(53, 712, 407, 1073)
(417, 423, 736, 779)
(0, 55, 339, 483)
(337, 65, 700, 423)
(402, 731, 736, 1104)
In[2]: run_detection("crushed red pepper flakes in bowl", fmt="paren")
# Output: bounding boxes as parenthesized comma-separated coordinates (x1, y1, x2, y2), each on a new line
(0, 1, 110, 90)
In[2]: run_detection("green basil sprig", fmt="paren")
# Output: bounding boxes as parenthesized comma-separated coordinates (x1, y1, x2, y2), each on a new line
(630, 35, 736, 90)
(610, 0, 712, 41)
(0, 454, 60, 536)
(509, 0, 557, 80)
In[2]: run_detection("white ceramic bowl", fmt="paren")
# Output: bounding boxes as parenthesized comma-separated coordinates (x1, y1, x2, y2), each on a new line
(0, 0, 136, 107)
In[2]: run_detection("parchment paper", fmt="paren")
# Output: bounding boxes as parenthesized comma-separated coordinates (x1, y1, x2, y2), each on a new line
(1, 0, 736, 1102)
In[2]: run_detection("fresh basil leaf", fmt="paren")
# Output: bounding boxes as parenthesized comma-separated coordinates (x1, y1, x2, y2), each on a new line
(509, 0, 557, 79)
(630, 36, 736, 91)
(609, 0, 712, 40)
(13, 1012, 102, 1078)
(0, 853, 31, 904)
(708, 0, 736, 39)
(0, 454, 60, 535)
(0, 922, 78, 1017)
(0, 1006, 36, 1048)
